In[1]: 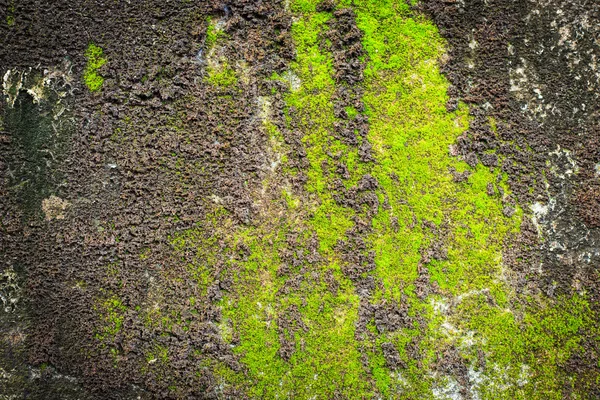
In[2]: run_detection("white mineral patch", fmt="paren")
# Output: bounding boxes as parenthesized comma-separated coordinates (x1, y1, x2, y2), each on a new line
(283, 70, 301, 92)
(0, 367, 13, 380)
(258, 96, 272, 122)
(549, 241, 566, 251)
(530, 201, 548, 218)
(430, 297, 450, 315)
(0, 266, 20, 313)
(390, 371, 409, 386)
(558, 25, 570, 46)
(210, 194, 224, 204)
(27, 77, 47, 104)
(432, 375, 462, 400)
(467, 366, 484, 400)
(517, 364, 530, 387)
(236, 60, 252, 85)
(4, 64, 73, 111)
(270, 156, 282, 172)
(3, 69, 24, 107)
(509, 66, 527, 93)
(508, 58, 549, 120)
(441, 321, 459, 337)
(468, 38, 478, 50)
(459, 330, 477, 349)
(530, 201, 549, 235)
(215, 19, 226, 31)
(548, 145, 579, 177)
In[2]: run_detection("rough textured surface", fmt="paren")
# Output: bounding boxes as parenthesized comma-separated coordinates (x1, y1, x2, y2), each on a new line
(1, 0, 598, 399)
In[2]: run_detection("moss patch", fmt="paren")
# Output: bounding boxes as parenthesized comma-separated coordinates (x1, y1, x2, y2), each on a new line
(205, 62, 238, 87)
(6, 0, 15, 26)
(84, 43, 106, 92)
(95, 295, 126, 341)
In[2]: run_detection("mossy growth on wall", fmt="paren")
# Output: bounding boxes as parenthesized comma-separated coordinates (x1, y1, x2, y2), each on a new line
(84, 0, 599, 398)
(6, 2, 15, 26)
(204, 0, 598, 398)
(84, 43, 107, 92)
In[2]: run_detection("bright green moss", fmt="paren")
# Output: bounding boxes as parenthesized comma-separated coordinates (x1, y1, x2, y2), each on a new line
(84, 43, 106, 92)
(95, 295, 126, 341)
(211, 2, 374, 397)
(344, 105, 359, 119)
(218, 222, 370, 398)
(203, 16, 237, 88)
(450, 293, 598, 399)
(344, 2, 598, 398)
(205, 16, 225, 48)
(205, 63, 238, 87)
(213, 0, 520, 396)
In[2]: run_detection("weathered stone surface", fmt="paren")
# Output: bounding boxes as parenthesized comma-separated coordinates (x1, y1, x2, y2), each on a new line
(1, 0, 598, 398)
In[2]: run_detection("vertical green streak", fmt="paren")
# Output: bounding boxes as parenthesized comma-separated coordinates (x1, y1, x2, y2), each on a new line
(6, 0, 15, 26)
(351, 1, 597, 398)
(216, 2, 372, 398)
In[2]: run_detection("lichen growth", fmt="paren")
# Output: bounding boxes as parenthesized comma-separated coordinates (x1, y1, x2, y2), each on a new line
(83, 43, 106, 92)
(41, 195, 70, 221)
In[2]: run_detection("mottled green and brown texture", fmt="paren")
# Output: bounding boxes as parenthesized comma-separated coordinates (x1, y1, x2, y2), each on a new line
(1, 0, 599, 399)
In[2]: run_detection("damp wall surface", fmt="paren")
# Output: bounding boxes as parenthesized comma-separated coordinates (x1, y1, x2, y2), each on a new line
(0, 0, 599, 399)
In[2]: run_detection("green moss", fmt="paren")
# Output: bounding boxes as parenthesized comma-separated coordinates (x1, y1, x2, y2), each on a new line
(489, 116, 498, 133)
(450, 293, 598, 399)
(205, 16, 225, 48)
(6, 0, 15, 26)
(217, 223, 369, 398)
(137, 0, 599, 397)
(205, 62, 238, 87)
(202, 16, 238, 88)
(208, 2, 375, 397)
(84, 43, 107, 92)
(95, 295, 126, 341)
(344, 105, 359, 119)
(139, 247, 151, 260)
(211, 0, 483, 396)
(146, 344, 169, 364)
